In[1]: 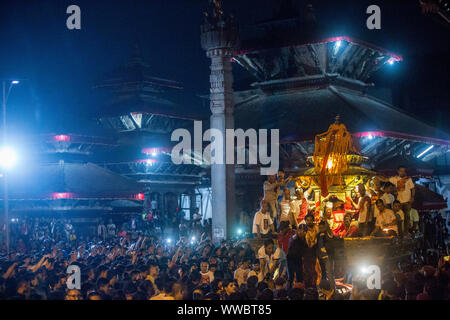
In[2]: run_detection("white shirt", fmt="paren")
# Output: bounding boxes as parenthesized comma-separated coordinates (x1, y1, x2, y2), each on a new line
(107, 223, 116, 236)
(258, 245, 281, 277)
(234, 267, 250, 286)
(279, 198, 292, 222)
(374, 193, 395, 220)
(291, 191, 309, 220)
(357, 196, 371, 223)
(409, 208, 419, 228)
(290, 199, 302, 218)
(264, 181, 278, 201)
(389, 176, 414, 203)
(375, 208, 398, 234)
(200, 271, 214, 284)
(252, 210, 273, 235)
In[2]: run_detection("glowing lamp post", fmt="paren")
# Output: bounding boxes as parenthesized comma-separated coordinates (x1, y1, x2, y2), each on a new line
(2, 80, 21, 254)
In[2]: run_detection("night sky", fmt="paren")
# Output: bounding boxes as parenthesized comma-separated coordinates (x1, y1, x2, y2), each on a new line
(0, 0, 449, 142)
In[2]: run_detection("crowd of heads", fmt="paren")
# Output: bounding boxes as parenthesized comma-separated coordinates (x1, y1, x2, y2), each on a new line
(0, 218, 307, 300)
(0, 212, 447, 300)
(0, 167, 449, 300)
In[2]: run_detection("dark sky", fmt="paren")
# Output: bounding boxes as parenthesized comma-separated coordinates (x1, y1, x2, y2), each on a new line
(0, 0, 449, 141)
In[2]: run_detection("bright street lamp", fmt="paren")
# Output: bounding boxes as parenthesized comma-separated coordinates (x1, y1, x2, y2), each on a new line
(2, 79, 22, 255)
(0, 147, 18, 169)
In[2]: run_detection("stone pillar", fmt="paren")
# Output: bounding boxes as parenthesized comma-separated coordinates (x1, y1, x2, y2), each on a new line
(189, 192, 197, 221)
(201, 1, 238, 243)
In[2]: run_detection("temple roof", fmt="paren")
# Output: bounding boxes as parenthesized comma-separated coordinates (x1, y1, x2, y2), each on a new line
(93, 43, 206, 121)
(234, 85, 450, 144)
(2, 162, 143, 200)
(234, 36, 401, 84)
(231, 2, 448, 170)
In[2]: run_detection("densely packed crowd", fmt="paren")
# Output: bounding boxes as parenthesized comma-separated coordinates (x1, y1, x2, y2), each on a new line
(0, 213, 448, 300)
(0, 166, 448, 300)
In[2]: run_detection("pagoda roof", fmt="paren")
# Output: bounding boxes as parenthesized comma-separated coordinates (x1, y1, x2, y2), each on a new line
(234, 36, 401, 84)
(2, 162, 144, 200)
(234, 85, 450, 145)
(93, 43, 206, 121)
(97, 93, 206, 121)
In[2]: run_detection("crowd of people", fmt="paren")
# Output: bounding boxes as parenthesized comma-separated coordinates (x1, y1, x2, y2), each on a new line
(0, 212, 448, 300)
(254, 166, 423, 240)
(0, 166, 448, 300)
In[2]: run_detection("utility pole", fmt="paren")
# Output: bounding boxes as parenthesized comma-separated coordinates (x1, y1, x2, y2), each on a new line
(2, 81, 9, 254)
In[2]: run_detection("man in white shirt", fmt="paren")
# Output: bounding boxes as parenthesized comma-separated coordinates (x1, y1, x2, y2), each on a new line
(64, 220, 73, 241)
(264, 175, 281, 219)
(253, 200, 275, 238)
(374, 183, 395, 222)
(372, 199, 398, 237)
(106, 219, 116, 239)
(389, 166, 415, 234)
(292, 187, 311, 225)
(248, 261, 264, 283)
(409, 207, 420, 233)
(381, 183, 395, 208)
(258, 239, 281, 280)
(97, 221, 107, 241)
(351, 184, 372, 236)
(234, 259, 251, 287)
(199, 260, 214, 284)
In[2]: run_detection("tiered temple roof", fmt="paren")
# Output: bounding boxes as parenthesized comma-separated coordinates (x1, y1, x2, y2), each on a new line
(2, 162, 145, 215)
(231, 3, 449, 175)
(92, 43, 207, 189)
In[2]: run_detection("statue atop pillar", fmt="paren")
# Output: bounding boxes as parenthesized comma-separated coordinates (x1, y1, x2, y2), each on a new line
(201, 0, 238, 53)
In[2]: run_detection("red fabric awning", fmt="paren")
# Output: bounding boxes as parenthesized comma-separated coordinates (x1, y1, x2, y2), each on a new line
(412, 184, 447, 211)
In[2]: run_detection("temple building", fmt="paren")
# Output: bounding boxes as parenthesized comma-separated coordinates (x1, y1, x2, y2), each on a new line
(1, 133, 145, 235)
(62, 2, 450, 239)
(229, 1, 450, 214)
(92, 42, 210, 221)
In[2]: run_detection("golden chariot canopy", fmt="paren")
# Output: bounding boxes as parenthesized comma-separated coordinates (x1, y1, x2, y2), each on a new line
(311, 116, 361, 196)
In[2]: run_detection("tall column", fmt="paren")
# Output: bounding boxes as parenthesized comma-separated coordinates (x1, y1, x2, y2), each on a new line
(201, 1, 238, 243)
